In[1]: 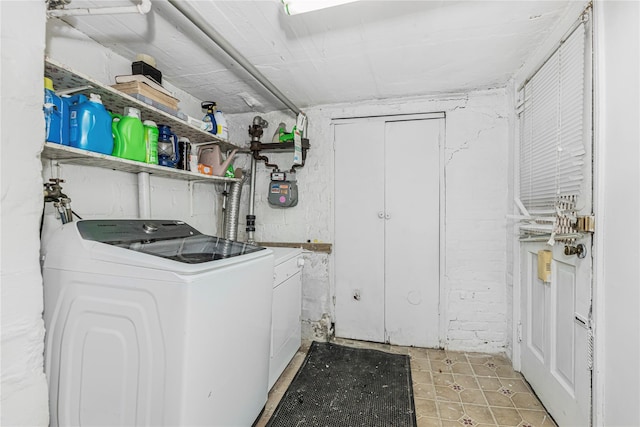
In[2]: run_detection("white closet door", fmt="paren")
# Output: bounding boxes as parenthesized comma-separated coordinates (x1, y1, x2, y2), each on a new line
(384, 118, 441, 347)
(334, 120, 386, 342)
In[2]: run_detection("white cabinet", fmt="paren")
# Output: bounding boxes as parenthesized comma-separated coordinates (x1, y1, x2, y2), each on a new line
(268, 247, 304, 390)
(333, 114, 444, 348)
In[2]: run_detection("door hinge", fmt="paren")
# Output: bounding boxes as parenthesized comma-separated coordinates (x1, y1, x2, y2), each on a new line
(576, 215, 595, 233)
(517, 321, 523, 343)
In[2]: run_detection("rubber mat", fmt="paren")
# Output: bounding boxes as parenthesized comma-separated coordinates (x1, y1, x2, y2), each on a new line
(266, 341, 417, 427)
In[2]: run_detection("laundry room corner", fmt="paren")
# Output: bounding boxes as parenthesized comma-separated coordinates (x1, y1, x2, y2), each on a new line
(228, 89, 511, 351)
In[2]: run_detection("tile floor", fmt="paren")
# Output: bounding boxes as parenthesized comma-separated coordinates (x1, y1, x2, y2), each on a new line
(255, 338, 556, 427)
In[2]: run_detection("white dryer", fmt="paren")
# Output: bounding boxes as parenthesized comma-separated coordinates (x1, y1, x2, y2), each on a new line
(42, 220, 274, 427)
(267, 247, 304, 390)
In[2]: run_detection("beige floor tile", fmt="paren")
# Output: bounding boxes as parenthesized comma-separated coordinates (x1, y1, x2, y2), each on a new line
(466, 354, 493, 364)
(472, 364, 499, 377)
(487, 355, 511, 366)
(483, 391, 515, 408)
(441, 421, 462, 427)
(454, 374, 480, 389)
(414, 370, 434, 385)
(412, 357, 433, 371)
(417, 416, 443, 427)
(500, 378, 531, 393)
(451, 362, 475, 375)
(460, 389, 488, 405)
(433, 372, 456, 386)
(444, 351, 467, 363)
(477, 377, 503, 392)
(436, 401, 465, 420)
(435, 385, 462, 402)
(410, 347, 432, 360)
(495, 365, 523, 379)
(518, 409, 557, 426)
(415, 398, 439, 418)
(491, 407, 523, 425)
(428, 348, 449, 361)
(511, 392, 545, 411)
(464, 403, 497, 424)
(414, 383, 438, 400)
(431, 359, 454, 373)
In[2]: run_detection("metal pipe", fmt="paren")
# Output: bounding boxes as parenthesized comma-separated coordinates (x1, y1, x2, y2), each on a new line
(47, 0, 152, 17)
(167, 0, 302, 116)
(247, 156, 257, 244)
(138, 172, 151, 218)
(224, 174, 247, 241)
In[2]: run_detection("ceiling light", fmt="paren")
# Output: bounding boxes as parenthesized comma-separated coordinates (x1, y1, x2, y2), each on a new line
(281, 0, 360, 15)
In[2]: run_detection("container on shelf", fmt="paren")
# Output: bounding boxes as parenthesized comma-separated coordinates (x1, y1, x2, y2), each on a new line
(68, 93, 113, 155)
(44, 77, 70, 145)
(143, 120, 159, 164)
(112, 107, 145, 162)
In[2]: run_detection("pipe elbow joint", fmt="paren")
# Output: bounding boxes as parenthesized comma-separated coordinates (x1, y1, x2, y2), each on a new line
(137, 0, 152, 14)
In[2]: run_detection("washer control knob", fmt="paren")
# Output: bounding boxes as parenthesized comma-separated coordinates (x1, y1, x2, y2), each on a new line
(142, 223, 159, 233)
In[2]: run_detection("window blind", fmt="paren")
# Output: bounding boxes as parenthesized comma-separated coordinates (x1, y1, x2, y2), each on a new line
(518, 23, 586, 242)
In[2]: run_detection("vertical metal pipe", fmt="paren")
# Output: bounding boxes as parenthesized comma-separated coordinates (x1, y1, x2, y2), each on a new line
(138, 172, 151, 218)
(247, 156, 258, 244)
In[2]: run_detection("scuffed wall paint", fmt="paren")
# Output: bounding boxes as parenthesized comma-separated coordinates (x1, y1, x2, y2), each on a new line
(227, 89, 510, 352)
(1, 1, 50, 425)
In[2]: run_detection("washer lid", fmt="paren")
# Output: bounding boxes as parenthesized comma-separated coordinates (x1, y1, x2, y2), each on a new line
(77, 220, 265, 264)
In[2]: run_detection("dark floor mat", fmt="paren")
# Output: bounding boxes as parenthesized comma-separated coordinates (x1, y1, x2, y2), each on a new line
(266, 341, 416, 427)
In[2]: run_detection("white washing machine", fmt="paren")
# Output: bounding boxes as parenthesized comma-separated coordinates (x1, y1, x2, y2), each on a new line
(42, 219, 274, 427)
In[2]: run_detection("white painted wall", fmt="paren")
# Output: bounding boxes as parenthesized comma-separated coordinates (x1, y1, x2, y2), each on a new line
(0, 1, 50, 426)
(593, 2, 640, 426)
(228, 89, 510, 352)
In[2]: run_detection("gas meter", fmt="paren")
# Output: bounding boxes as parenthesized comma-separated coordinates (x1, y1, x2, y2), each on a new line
(268, 170, 298, 208)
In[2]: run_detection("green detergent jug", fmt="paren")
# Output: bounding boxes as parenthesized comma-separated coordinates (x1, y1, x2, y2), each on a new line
(112, 107, 145, 162)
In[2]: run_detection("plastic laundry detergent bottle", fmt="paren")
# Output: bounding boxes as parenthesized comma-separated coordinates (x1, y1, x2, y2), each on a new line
(43, 77, 70, 145)
(143, 120, 159, 164)
(112, 107, 145, 162)
(213, 110, 228, 140)
(68, 93, 113, 154)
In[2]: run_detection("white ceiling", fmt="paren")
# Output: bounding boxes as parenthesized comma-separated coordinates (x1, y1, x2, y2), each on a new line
(52, 0, 575, 114)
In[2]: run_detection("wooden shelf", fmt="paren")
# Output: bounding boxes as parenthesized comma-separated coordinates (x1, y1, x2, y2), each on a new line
(42, 143, 238, 183)
(44, 57, 242, 153)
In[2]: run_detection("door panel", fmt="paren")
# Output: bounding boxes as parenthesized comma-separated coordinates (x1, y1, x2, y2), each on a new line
(334, 120, 386, 342)
(521, 241, 591, 427)
(384, 119, 441, 347)
(554, 261, 576, 390)
(334, 116, 442, 347)
(528, 252, 546, 361)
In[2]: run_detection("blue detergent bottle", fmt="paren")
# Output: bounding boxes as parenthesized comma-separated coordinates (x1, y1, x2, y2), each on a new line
(44, 77, 70, 145)
(68, 93, 114, 155)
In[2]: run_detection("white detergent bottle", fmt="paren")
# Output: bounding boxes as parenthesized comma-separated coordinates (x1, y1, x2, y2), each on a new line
(213, 110, 228, 140)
